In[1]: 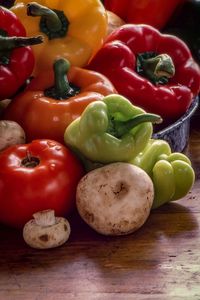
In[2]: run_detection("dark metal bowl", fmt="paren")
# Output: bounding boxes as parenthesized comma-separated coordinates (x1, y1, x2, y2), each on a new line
(153, 96, 199, 152)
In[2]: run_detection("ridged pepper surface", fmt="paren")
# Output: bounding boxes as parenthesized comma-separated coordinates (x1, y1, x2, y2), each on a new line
(131, 139, 195, 208)
(11, 0, 108, 75)
(64, 94, 161, 163)
(0, 6, 42, 100)
(88, 24, 200, 120)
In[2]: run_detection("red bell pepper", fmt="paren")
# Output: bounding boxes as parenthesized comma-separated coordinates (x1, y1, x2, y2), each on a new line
(0, 139, 84, 229)
(103, 0, 185, 30)
(0, 6, 43, 100)
(88, 24, 200, 120)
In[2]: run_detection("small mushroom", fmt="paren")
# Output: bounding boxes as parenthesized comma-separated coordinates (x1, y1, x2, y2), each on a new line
(23, 209, 71, 249)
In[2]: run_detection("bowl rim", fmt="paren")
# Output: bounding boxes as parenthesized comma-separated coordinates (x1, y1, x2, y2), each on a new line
(153, 96, 199, 136)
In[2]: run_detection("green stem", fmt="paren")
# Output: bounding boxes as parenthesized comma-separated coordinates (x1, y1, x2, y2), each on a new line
(27, 2, 69, 39)
(112, 113, 162, 138)
(27, 2, 62, 32)
(137, 52, 175, 85)
(44, 59, 80, 100)
(0, 35, 43, 51)
(54, 59, 72, 97)
(0, 35, 43, 65)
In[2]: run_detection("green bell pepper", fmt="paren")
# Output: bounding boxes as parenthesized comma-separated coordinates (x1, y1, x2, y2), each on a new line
(64, 94, 161, 164)
(131, 139, 195, 209)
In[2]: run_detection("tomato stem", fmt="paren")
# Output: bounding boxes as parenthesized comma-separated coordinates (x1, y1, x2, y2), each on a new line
(21, 152, 40, 168)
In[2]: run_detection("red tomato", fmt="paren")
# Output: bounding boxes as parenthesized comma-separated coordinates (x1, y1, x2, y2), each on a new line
(0, 139, 84, 229)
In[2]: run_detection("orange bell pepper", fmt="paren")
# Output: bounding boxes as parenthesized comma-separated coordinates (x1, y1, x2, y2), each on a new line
(3, 59, 117, 144)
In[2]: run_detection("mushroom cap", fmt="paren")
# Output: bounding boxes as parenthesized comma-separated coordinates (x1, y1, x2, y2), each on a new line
(0, 120, 26, 151)
(23, 217, 71, 249)
(76, 162, 154, 236)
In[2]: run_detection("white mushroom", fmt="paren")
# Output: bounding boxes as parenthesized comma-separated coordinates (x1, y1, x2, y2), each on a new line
(23, 209, 71, 249)
(0, 120, 26, 151)
(76, 162, 154, 236)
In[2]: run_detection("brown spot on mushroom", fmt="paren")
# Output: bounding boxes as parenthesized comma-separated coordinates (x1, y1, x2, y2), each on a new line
(98, 184, 107, 192)
(39, 234, 49, 242)
(112, 181, 129, 199)
(64, 224, 67, 231)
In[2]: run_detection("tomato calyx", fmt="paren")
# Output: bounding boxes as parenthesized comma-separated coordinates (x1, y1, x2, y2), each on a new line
(21, 153, 40, 168)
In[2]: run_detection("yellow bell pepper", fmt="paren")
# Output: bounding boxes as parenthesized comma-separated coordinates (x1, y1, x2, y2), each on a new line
(11, 0, 108, 75)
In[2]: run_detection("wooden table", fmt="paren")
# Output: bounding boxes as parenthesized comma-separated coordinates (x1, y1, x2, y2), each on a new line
(0, 113, 200, 300)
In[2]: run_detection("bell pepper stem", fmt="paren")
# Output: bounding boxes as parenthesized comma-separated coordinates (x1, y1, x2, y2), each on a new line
(44, 58, 80, 100)
(144, 54, 175, 78)
(27, 2, 62, 32)
(53, 59, 73, 98)
(0, 35, 43, 51)
(113, 113, 162, 138)
(137, 52, 175, 85)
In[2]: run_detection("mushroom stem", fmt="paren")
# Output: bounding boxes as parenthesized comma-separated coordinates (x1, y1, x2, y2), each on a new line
(23, 210, 71, 249)
(33, 209, 56, 226)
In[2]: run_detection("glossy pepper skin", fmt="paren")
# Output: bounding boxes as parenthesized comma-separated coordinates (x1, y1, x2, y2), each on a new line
(11, 0, 108, 75)
(0, 6, 43, 100)
(64, 94, 162, 164)
(131, 139, 195, 209)
(103, 0, 185, 30)
(88, 24, 200, 120)
(0, 139, 84, 229)
(3, 59, 116, 144)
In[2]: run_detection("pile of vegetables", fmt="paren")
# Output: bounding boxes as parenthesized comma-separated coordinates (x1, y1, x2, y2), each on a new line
(0, 1, 200, 249)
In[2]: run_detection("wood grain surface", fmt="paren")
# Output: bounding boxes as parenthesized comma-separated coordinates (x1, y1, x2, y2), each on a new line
(0, 112, 200, 300)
